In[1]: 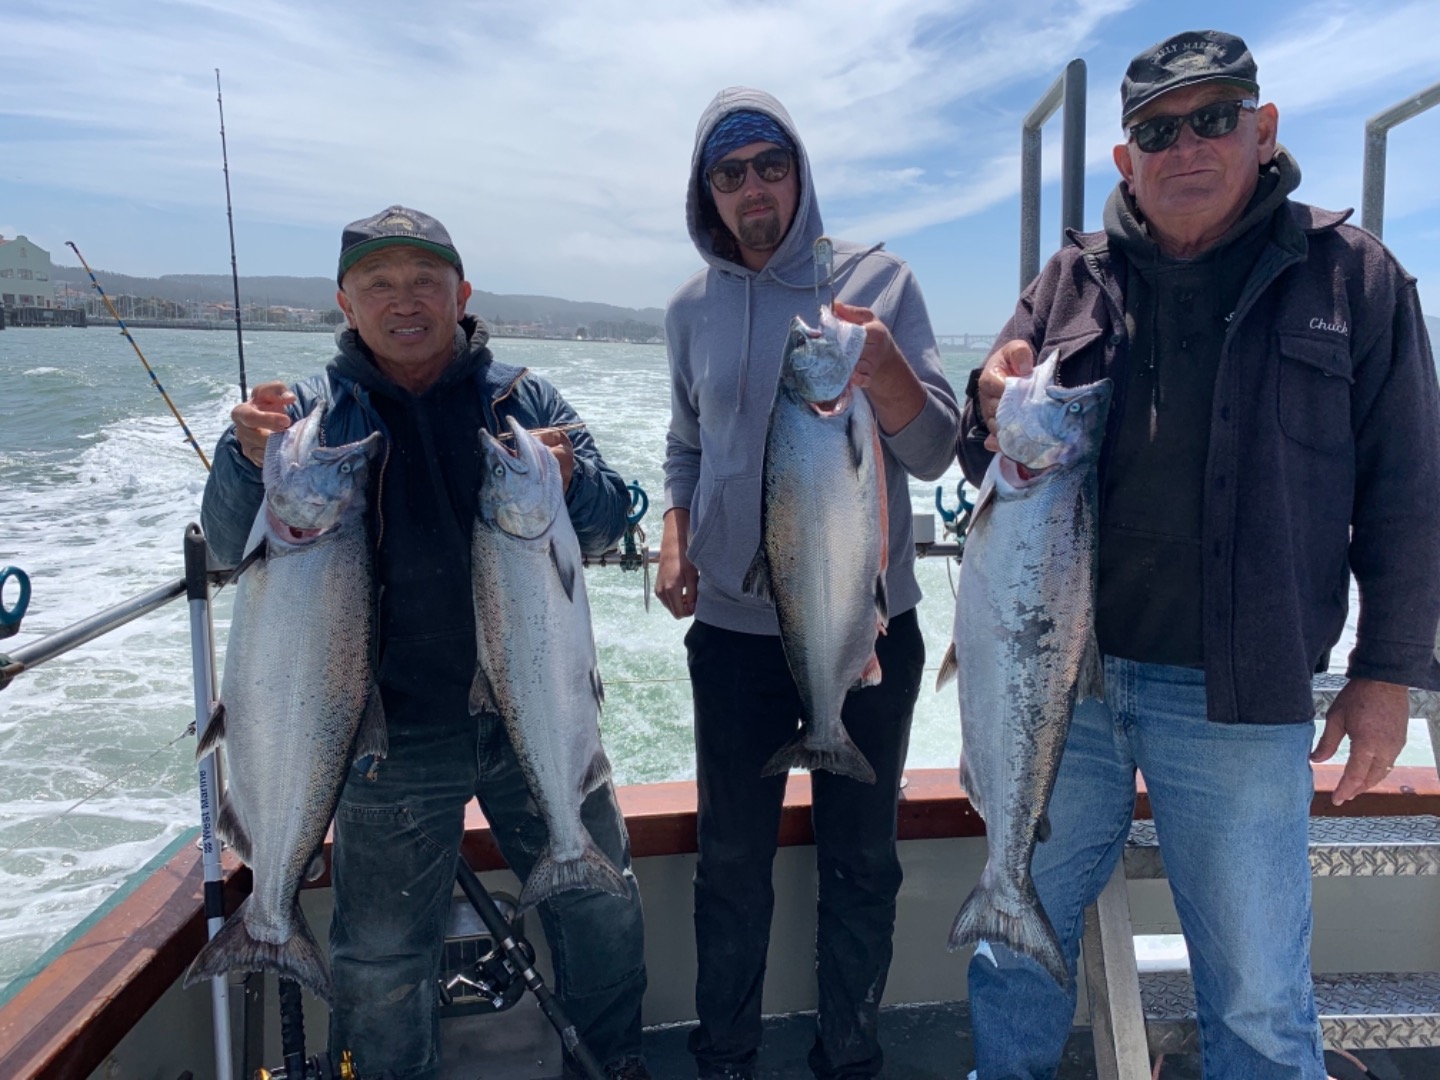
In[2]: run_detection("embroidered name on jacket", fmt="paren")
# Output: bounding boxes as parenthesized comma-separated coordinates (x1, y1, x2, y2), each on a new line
(1309, 317, 1349, 335)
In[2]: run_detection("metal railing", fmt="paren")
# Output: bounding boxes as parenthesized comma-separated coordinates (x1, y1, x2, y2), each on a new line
(1021, 58, 1087, 290)
(1361, 78, 1440, 239)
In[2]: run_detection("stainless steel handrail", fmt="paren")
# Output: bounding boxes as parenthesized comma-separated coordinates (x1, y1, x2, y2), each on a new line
(0, 577, 188, 690)
(1021, 58, 1087, 290)
(1361, 78, 1440, 239)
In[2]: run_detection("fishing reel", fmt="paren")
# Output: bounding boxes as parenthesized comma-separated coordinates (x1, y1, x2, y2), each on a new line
(437, 890, 531, 1015)
(254, 1048, 359, 1080)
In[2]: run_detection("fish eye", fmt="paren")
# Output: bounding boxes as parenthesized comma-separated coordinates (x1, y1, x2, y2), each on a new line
(492, 463, 506, 478)
(1067, 401, 1082, 413)
(339, 462, 353, 475)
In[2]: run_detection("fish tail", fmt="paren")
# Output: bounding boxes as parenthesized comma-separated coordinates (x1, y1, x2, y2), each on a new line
(183, 895, 332, 1003)
(947, 879, 1067, 987)
(762, 732, 877, 784)
(519, 838, 631, 911)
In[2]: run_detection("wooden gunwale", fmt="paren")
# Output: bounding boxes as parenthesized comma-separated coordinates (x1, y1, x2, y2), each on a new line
(1, 765, 1436, 1078)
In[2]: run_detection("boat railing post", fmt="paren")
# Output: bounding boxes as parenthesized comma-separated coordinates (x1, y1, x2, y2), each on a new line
(186, 523, 234, 1080)
(1020, 58, 1087, 291)
(1361, 78, 1440, 239)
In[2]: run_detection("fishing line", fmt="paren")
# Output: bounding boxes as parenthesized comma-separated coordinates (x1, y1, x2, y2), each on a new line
(215, 69, 248, 402)
(65, 241, 213, 472)
(0, 722, 195, 864)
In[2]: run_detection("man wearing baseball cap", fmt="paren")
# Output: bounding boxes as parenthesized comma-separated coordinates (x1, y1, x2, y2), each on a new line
(959, 30, 1440, 1079)
(201, 206, 652, 1080)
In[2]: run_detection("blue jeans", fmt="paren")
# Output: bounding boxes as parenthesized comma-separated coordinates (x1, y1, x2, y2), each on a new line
(968, 657, 1325, 1080)
(685, 611, 925, 1079)
(327, 692, 647, 1080)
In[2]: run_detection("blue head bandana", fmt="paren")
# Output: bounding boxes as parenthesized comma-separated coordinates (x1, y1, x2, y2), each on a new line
(701, 111, 795, 182)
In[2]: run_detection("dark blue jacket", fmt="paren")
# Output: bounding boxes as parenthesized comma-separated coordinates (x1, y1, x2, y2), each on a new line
(960, 198, 1440, 725)
(201, 320, 629, 568)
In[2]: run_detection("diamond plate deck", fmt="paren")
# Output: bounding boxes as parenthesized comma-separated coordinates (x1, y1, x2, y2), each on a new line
(1122, 816, 1440, 879)
(1140, 970, 1440, 1055)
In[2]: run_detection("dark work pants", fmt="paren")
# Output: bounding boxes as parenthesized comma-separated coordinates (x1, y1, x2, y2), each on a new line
(685, 610, 924, 1079)
(327, 688, 647, 1080)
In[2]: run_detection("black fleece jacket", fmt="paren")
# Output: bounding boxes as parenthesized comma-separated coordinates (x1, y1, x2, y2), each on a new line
(961, 152, 1440, 724)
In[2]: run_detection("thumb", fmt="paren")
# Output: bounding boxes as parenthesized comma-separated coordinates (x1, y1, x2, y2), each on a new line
(1310, 710, 1344, 763)
(833, 301, 874, 325)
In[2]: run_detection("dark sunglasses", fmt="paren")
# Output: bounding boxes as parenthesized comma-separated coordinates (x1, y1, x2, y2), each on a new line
(707, 148, 793, 194)
(1127, 98, 1257, 154)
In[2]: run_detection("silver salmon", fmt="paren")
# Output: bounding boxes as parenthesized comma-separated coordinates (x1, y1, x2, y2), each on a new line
(743, 306, 889, 783)
(470, 415, 629, 910)
(938, 350, 1111, 985)
(185, 406, 385, 1003)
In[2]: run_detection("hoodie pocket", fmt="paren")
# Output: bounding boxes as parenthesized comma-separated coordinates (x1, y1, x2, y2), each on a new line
(686, 473, 763, 597)
(1277, 333, 1353, 455)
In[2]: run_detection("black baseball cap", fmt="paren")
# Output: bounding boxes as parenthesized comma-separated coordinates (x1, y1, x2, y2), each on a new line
(337, 205, 464, 285)
(1120, 30, 1259, 124)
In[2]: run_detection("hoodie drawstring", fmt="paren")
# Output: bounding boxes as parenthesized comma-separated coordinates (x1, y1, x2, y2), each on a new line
(736, 275, 752, 413)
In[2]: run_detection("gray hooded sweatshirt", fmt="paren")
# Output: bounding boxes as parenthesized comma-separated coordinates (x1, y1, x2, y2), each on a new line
(663, 87, 962, 635)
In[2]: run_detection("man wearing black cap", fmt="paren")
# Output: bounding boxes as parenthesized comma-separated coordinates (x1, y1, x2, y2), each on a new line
(957, 30, 1440, 1079)
(658, 88, 962, 1079)
(201, 205, 652, 1080)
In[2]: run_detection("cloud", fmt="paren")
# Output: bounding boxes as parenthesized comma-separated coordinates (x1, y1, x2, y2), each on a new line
(2, 0, 1436, 317)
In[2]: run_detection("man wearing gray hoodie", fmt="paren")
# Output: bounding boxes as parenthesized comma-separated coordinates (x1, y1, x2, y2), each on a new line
(657, 88, 961, 1079)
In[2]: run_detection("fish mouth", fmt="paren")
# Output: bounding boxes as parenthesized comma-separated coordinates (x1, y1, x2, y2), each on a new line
(266, 506, 327, 543)
(807, 385, 853, 416)
(997, 455, 1050, 489)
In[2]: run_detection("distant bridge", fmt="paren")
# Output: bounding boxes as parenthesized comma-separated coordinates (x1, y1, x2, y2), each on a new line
(936, 334, 996, 351)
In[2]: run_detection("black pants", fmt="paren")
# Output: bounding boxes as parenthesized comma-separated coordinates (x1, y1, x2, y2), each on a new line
(685, 610, 924, 1079)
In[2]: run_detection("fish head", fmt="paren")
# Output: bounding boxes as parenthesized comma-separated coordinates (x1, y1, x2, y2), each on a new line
(477, 415, 561, 540)
(263, 406, 382, 544)
(779, 306, 865, 412)
(994, 351, 1113, 474)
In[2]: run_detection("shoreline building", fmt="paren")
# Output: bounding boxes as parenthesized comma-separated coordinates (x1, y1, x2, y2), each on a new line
(0, 235, 58, 309)
(1, 235, 84, 327)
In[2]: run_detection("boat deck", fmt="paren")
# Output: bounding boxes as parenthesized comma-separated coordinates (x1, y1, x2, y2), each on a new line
(439, 999, 1440, 1078)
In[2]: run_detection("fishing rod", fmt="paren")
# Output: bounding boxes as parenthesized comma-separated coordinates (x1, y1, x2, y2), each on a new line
(215, 69, 248, 402)
(65, 241, 212, 472)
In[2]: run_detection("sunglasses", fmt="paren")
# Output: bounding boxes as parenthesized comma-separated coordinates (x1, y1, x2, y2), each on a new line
(707, 148, 793, 194)
(1127, 98, 1258, 154)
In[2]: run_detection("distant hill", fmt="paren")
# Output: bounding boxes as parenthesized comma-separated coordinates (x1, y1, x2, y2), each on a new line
(49, 267, 665, 330)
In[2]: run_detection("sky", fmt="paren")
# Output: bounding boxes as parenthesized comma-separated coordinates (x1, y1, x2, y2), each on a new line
(2, 0, 1438, 334)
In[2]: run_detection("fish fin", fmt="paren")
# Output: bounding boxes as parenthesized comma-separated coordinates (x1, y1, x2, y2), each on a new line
(959, 751, 984, 821)
(741, 548, 772, 603)
(1037, 814, 1052, 843)
(469, 665, 500, 717)
(305, 852, 327, 883)
(549, 541, 578, 603)
(224, 537, 268, 588)
(763, 730, 876, 784)
(969, 461, 1000, 529)
(873, 420, 889, 574)
(874, 572, 889, 634)
(846, 411, 867, 473)
(590, 667, 605, 710)
(852, 653, 883, 690)
(936, 643, 959, 691)
(352, 685, 388, 762)
(519, 837, 630, 911)
(582, 749, 612, 796)
(184, 895, 334, 1004)
(195, 702, 226, 760)
(262, 429, 287, 490)
(947, 879, 1067, 988)
(1077, 631, 1105, 702)
(216, 794, 253, 865)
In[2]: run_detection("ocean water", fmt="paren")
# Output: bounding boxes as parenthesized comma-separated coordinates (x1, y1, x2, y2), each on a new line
(0, 326, 1431, 993)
